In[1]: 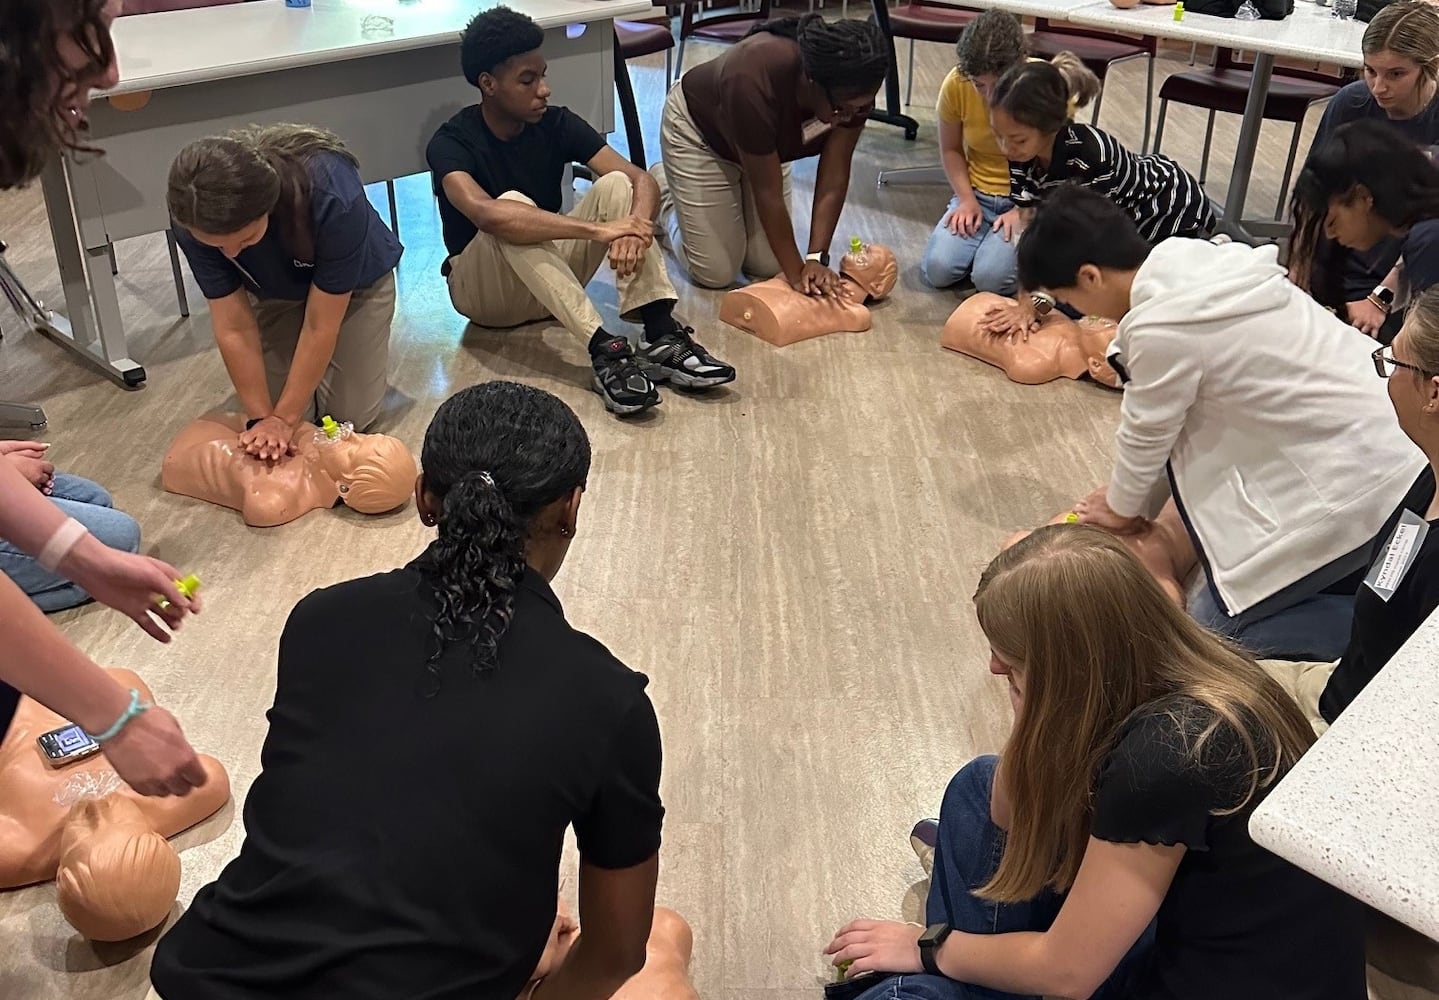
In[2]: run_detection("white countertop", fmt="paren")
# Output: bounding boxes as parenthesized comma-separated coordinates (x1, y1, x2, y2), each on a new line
(971, 0, 1107, 19)
(108, 0, 653, 94)
(1250, 608, 1439, 942)
(1066, 0, 1365, 66)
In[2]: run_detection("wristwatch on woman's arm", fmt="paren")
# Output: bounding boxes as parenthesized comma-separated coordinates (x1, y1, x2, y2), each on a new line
(1368, 284, 1396, 313)
(806, 250, 831, 268)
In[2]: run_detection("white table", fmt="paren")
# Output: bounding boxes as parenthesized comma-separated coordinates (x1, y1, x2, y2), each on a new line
(1250, 608, 1439, 942)
(1065, 0, 1365, 240)
(34, 0, 651, 388)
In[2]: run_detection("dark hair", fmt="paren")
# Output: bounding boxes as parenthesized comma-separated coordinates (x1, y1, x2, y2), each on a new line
(1016, 184, 1152, 290)
(460, 5, 545, 87)
(168, 124, 358, 262)
(413, 381, 592, 692)
(0, 0, 115, 188)
(991, 56, 1101, 133)
(956, 10, 1027, 80)
(1289, 120, 1439, 307)
(746, 14, 890, 99)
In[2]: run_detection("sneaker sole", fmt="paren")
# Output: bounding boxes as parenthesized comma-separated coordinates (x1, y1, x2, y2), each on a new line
(640, 362, 736, 391)
(591, 375, 660, 416)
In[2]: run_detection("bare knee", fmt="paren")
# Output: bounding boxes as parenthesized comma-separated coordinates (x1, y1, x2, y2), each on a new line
(646, 908, 693, 966)
(497, 190, 538, 207)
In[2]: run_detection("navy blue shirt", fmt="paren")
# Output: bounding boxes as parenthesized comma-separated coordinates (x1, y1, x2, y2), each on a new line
(174, 152, 402, 302)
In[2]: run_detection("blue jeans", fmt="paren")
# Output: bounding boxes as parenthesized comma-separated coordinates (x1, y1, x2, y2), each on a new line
(852, 757, 1151, 1000)
(1190, 575, 1354, 662)
(921, 193, 1018, 295)
(0, 474, 141, 612)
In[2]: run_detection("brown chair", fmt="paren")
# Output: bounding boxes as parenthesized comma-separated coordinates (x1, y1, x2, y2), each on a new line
(865, 0, 979, 141)
(674, 0, 772, 80)
(613, 19, 677, 168)
(1026, 20, 1157, 152)
(1153, 48, 1347, 220)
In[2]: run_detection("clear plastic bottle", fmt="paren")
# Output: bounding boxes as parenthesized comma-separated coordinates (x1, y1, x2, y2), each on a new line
(313, 414, 354, 448)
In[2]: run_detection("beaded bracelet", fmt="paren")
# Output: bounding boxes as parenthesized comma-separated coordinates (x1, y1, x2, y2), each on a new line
(86, 688, 152, 743)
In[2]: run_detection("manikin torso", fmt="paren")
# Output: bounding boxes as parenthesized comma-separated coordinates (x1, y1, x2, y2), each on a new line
(161, 412, 416, 527)
(942, 292, 1120, 387)
(720, 244, 900, 347)
(0, 668, 230, 891)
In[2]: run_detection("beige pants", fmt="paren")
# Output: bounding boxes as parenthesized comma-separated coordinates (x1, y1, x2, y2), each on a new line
(251, 271, 394, 432)
(655, 84, 793, 290)
(1257, 658, 1339, 736)
(445, 172, 677, 342)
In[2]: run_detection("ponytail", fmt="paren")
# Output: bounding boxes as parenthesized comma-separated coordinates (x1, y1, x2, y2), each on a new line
(991, 56, 1100, 133)
(413, 382, 592, 695)
(1049, 51, 1101, 111)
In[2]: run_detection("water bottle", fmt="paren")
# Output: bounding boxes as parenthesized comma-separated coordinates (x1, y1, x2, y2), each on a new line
(1235, 0, 1261, 19)
(1332, 0, 1357, 19)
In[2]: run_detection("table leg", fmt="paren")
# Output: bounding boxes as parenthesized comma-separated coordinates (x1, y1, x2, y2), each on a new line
(867, 0, 919, 140)
(37, 158, 147, 388)
(1220, 51, 1274, 243)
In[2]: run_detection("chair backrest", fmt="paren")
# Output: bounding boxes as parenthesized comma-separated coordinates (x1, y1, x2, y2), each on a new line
(1215, 47, 1352, 85)
(679, 0, 773, 41)
(121, 0, 243, 13)
(1033, 18, 1158, 54)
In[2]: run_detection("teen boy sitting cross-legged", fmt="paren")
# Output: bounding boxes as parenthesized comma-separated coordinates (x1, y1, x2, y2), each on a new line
(427, 6, 736, 416)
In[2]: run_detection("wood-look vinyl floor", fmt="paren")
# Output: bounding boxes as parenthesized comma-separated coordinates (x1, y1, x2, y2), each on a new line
(0, 32, 1432, 1000)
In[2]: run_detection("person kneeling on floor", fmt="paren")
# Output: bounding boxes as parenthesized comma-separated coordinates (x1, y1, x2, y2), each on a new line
(426, 6, 735, 417)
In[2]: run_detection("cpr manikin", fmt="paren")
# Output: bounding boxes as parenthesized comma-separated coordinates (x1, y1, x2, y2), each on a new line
(942, 292, 1121, 387)
(1005, 489, 1198, 606)
(0, 668, 230, 941)
(720, 242, 899, 347)
(162, 412, 417, 527)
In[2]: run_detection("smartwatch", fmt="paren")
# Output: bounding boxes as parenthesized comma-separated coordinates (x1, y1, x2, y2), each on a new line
(806, 250, 831, 268)
(918, 922, 952, 976)
(1369, 285, 1396, 313)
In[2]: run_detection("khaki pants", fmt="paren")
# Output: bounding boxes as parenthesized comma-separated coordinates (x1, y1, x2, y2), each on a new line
(251, 271, 394, 432)
(1257, 658, 1339, 736)
(445, 172, 677, 342)
(655, 83, 792, 290)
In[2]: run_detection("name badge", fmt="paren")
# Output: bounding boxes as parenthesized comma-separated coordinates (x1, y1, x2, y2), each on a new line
(800, 119, 832, 145)
(1363, 508, 1430, 602)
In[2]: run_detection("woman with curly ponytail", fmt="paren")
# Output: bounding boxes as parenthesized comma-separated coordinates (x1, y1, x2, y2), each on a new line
(153, 381, 670, 1000)
(656, 14, 890, 291)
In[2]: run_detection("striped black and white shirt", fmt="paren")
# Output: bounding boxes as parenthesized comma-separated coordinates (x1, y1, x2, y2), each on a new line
(1010, 124, 1216, 243)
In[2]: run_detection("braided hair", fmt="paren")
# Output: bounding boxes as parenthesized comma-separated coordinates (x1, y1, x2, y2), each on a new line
(413, 381, 591, 694)
(746, 13, 890, 100)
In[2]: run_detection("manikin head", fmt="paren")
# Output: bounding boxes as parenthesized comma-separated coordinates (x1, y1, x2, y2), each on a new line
(955, 10, 1027, 104)
(840, 244, 899, 299)
(462, 6, 551, 127)
(970, 526, 1317, 905)
(0, 0, 122, 188)
(1016, 185, 1151, 322)
(167, 125, 359, 259)
(413, 382, 591, 679)
(1361, 1, 1439, 119)
(746, 14, 890, 126)
(988, 55, 1101, 162)
(55, 796, 181, 941)
(317, 429, 419, 514)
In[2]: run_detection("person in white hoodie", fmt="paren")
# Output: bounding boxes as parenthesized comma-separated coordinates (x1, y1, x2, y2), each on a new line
(1014, 185, 1428, 660)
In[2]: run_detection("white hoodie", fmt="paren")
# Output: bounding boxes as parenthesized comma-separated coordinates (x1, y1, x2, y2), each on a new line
(1107, 238, 1427, 616)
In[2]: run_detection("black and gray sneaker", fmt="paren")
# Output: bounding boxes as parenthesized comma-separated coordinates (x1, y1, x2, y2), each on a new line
(638, 326, 737, 390)
(591, 336, 660, 416)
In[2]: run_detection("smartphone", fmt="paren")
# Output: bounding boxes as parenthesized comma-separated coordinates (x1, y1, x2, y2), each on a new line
(36, 723, 101, 768)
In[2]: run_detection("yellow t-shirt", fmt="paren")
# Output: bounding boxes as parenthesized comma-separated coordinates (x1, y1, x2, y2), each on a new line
(935, 60, 1080, 198)
(936, 68, 1010, 197)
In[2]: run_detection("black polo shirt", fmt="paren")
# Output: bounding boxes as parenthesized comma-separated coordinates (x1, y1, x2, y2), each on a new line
(151, 555, 664, 1000)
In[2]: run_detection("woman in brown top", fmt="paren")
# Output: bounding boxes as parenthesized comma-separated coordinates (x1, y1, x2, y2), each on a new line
(654, 15, 889, 292)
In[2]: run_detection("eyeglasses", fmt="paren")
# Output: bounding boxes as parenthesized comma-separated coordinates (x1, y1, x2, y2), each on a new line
(1372, 344, 1432, 379)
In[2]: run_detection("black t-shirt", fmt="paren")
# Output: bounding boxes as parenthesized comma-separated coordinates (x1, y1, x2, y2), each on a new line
(150, 559, 664, 1000)
(1322, 467, 1439, 722)
(426, 104, 606, 258)
(1092, 697, 1366, 1000)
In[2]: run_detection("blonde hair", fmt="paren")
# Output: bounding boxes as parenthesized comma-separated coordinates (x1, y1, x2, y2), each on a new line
(1364, 0, 1439, 85)
(1401, 286, 1439, 373)
(973, 525, 1315, 901)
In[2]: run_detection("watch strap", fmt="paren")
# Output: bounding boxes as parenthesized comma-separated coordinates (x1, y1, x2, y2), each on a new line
(806, 250, 830, 267)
